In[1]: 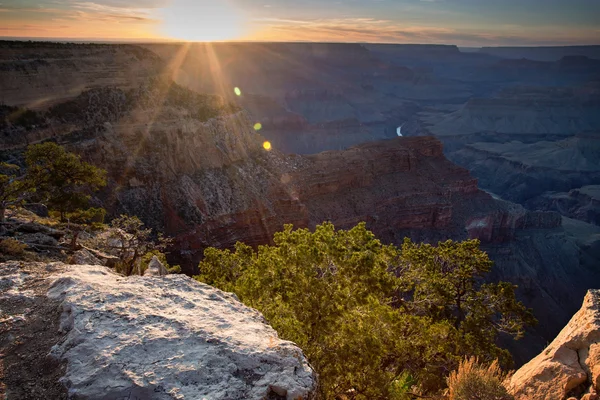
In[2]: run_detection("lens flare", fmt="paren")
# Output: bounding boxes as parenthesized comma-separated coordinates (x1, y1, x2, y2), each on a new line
(263, 141, 272, 151)
(234, 87, 242, 96)
(254, 122, 262, 131)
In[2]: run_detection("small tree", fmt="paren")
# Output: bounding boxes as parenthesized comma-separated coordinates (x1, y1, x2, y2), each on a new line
(98, 215, 171, 276)
(25, 142, 106, 221)
(0, 162, 31, 222)
(63, 207, 106, 250)
(397, 238, 537, 367)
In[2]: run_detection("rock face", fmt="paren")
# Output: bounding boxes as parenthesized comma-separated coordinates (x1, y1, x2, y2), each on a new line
(419, 85, 600, 227)
(0, 41, 164, 109)
(508, 290, 600, 400)
(68, 248, 102, 266)
(527, 186, 600, 226)
(294, 136, 479, 234)
(466, 206, 562, 243)
(169, 135, 481, 270)
(47, 264, 317, 400)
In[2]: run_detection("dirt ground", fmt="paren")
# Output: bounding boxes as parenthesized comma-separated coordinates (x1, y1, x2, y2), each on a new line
(0, 262, 68, 400)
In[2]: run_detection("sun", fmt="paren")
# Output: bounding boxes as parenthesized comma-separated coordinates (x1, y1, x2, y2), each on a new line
(161, 0, 247, 42)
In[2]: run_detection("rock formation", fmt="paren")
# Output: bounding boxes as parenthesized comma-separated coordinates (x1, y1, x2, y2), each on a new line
(508, 289, 600, 400)
(0, 41, 165, 110)
(68, 248, 102, 266)
(144, 255, 168, 276)
(526, 186, 600, 226)
(1, 262, 318, 399)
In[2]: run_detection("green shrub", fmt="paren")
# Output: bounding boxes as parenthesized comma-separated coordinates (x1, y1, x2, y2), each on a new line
(0, 238, 27, 256)
(447, 357, 513, 400)
(196, 222, 535, 398)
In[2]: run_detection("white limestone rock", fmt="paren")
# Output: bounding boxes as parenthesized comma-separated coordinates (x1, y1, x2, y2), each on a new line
(47, 264, 317, 400)
(144, 255, 168, 276)
(68, 248, 102, 266)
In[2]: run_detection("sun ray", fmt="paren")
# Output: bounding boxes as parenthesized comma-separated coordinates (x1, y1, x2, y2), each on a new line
(117, 42, 192, 190)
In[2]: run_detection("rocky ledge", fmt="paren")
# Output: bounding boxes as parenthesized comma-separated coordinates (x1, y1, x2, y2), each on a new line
(508, 289, 600, 400)
(0, 262, 317, 400)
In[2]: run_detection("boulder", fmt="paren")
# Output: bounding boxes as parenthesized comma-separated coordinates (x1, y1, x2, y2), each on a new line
(508, 289, 600, 400)
(15, 223, 65, 239)
(68, 249, 102, 266)
(19, 232, 58, 247)
(143, 255, 168, 276)
(23, 203, 49, 218)
(79, 246, 121, 268)
(47, 265, 317, 399)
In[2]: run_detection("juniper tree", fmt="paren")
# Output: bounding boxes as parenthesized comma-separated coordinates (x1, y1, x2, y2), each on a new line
(25, 142, 106, 221)
(196, 222, 535, 398)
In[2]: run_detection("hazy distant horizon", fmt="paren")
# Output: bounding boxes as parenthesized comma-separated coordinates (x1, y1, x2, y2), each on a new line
(2, 37, 600, 49)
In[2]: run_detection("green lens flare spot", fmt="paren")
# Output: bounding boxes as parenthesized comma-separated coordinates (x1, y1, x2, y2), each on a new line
(234, 87, 242, 96)
(254, 123, 262, 131)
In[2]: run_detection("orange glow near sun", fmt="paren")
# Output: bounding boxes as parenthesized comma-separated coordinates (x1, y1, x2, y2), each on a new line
(161, 0, 247, 41)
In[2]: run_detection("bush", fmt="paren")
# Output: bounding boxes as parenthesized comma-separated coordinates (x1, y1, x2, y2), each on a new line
(0, 238, 27, 256)
(447, 357, 513, 400)
(196, 222, 534, 398)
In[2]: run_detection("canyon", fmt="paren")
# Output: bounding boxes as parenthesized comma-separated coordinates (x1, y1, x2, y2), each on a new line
(1, 40, 600, 369)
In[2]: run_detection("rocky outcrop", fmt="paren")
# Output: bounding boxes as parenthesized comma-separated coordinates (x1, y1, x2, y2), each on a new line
(527, 186, 600, 226)
(144, 255, 168, 276)
(508, 290, 600, 400)
(466, 206, 562, 243)
(69, 248, 102, 266)
(169, 135, 480, 270)
(293, 136, 478, 234)
(45, 264, 317, 400)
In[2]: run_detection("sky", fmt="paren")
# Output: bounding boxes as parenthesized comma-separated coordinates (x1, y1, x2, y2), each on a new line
(1, 0, 599, 46)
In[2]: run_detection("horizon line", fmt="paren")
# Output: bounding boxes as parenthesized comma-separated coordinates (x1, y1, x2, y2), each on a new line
(2, 36, 600, 48)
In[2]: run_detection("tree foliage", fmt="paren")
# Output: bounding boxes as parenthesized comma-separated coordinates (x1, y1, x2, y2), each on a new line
(196, 222, 535, 399)
(0, 162, 30, 222)
(95, 215, 172, 276)
(25, 142, 106, 221)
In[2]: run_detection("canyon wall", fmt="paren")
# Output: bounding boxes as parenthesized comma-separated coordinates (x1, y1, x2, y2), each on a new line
(0, 41, 165, 109)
